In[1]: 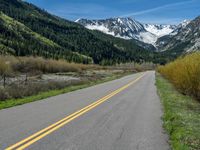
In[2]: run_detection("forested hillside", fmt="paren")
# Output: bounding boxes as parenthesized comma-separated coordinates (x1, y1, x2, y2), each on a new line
(0, 12, 92, 63)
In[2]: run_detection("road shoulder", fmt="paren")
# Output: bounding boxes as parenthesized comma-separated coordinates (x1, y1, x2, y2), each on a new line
(156, 73, 200, 150)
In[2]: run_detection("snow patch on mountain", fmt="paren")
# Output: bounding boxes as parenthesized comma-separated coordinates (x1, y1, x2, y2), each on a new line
(144, 24, 176, 37)
(139, 32, 158, 45)
(86, 24, 116, 37)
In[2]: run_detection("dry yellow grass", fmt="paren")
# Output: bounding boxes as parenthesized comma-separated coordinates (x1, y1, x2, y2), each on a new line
(0, 55, 101, 74)
(158, 52, 200, 100)
(0, 55, 16, 75)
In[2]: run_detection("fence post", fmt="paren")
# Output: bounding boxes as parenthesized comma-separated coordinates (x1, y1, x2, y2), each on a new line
(25, 74, 28, 85)
(3, 74, 6, 88)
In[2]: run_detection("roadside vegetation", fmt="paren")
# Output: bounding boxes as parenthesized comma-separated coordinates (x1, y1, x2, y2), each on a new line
(0, 55, 98, 74)
(156, 73, 200, 150)
(0, 55, 103, 102)
(0, 55, 154, 109)
(158, 52, 200, 100)
(157, 52, 200, 149)
(0, 73, 128, 110)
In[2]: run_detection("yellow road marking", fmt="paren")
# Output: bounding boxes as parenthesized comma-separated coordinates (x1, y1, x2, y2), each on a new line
(6, 73, 145, 150)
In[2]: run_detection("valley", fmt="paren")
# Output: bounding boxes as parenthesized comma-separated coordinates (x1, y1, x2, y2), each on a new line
(0, 0, 200, 150)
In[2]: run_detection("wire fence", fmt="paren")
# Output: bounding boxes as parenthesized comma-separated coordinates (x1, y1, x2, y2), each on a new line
(0, 73, 82, 101)
(0, 74, 31, 88)
(0, 73, 80, 88)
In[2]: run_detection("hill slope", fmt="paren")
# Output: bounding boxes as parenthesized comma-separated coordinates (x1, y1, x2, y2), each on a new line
(157, 17, 200, 54)
(0, 12, 92, 63)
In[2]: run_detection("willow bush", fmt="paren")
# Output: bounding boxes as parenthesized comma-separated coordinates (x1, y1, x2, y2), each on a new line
(158, 52, 200, 100)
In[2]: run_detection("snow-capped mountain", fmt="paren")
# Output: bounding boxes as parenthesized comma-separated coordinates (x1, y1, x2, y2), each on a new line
(76, 18, 158, 46)
(76, 18, 145, 37)
(76, 17, 200, 53)
(76, 17, 177, 48)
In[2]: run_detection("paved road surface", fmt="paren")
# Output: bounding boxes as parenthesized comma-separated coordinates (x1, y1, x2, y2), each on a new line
(0, 71, 169, 150)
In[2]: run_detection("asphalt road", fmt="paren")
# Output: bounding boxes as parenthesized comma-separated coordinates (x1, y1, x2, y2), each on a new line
(0, 71, 169, 150)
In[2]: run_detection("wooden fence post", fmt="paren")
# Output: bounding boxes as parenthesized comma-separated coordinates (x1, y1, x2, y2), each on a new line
(25, 74, 28, 85)
(3, 74, 6, 88)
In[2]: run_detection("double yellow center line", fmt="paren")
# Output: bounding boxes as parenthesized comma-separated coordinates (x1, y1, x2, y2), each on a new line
(6, 73, 145, 150)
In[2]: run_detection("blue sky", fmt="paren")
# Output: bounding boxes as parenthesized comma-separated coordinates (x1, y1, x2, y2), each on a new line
(26, 0, 200, 24)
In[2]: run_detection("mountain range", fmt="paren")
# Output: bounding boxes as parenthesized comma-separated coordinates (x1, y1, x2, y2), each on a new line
(76, 18, 176, 48)
(76, 17, 200, 55)
(0, 0, 199, 65)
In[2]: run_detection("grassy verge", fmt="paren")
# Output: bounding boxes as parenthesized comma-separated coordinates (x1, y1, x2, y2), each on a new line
(156, 73, 200, 150)
(0, 72, 131, 110)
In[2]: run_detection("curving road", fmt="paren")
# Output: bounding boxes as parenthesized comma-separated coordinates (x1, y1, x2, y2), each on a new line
(0, 71, 169, 150)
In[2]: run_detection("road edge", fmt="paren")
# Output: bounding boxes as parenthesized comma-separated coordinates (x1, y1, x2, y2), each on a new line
(156, 72, 200, 150)
(0, 72, 133, 110)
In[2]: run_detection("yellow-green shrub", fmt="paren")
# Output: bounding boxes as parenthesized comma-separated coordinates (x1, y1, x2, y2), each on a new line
(158, 52, 200, 100)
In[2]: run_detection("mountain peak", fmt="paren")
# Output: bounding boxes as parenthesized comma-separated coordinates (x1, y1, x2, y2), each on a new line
(112, 17, 135, 21)
(180, 19, 190, 27)
(76, 17, 147, 41)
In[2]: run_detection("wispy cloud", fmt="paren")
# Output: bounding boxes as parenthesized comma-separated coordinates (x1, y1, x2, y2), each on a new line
(121, 0, 194, 17)
(49, 2, 124, 20)
(49, 3, 113, 20)
(138, 17, 185, 25)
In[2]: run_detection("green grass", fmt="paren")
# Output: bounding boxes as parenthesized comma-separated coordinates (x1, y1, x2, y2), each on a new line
(0, 73, 130, 110)
(156, 73, 200, 150)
